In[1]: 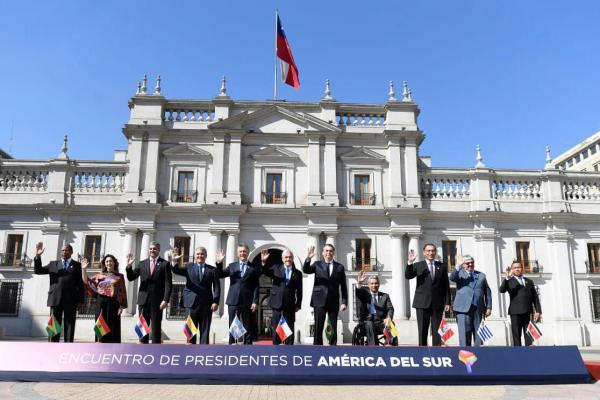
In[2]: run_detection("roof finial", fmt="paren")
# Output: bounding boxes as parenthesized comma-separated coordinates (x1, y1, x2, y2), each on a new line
(136, 81, 142, 95)
(219, 75, 227, 96)
(58, 134, 69, 160)
(388, 80, 397, 102)
(402, 81, 412, 102)
(545, 145, 553, 168)
(475, 144, 485, 168)
(154, 75, 161, 95)
(323, 79, 333, 100)
(141, 74, 147, 94)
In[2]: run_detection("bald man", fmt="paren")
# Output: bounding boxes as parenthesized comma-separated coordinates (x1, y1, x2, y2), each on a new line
(261, 249, 303, 345)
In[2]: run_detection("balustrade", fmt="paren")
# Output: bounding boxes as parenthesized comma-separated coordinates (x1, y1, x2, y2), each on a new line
(72, 170, 125, 193)
(420, 175, 470, 199)
(0, 169, 48, 192)
(492, 178, 542, 200)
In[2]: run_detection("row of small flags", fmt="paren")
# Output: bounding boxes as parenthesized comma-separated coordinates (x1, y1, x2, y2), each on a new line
(45, 312, 543, 345)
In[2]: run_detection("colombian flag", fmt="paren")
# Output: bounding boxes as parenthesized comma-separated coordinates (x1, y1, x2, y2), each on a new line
(183, 315, 198, 340)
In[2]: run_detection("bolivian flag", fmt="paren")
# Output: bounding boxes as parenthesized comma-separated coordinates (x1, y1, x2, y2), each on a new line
(46, 314, 62, 338)
(94, 311, 111, 338)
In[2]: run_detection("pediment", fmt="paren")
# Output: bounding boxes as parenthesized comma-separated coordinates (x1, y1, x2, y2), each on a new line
(162, 144, 212, 159)
(340, 147, 386, 164)
(208, 105, 341, 134)
(250, 146, 299, 162)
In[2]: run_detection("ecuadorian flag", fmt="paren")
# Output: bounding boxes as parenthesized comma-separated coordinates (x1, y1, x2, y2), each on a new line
(383, 319, 398, 344)
(94, 311, 111, 338)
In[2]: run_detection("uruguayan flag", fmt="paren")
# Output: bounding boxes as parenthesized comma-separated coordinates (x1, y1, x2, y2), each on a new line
(477, 321, 493, 343)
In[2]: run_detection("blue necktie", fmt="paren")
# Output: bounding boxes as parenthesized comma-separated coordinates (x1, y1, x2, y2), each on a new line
(199, 264, 204, 280)
(63, 260, 68, 270)
(241, 263, 246, 277)
(285, 267, 291, 285)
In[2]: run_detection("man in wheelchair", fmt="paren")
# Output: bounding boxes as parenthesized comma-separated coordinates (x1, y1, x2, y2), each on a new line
(354, 270, 395, 345)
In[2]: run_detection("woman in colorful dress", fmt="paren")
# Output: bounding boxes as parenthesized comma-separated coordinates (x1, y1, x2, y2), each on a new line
(81, 254, 127, 343)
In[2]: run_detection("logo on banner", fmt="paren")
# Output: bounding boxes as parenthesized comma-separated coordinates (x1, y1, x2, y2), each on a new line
(458, 350, 478, 374)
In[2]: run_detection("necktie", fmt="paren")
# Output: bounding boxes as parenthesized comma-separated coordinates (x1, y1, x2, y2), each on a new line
(429, 262, 435, 279)
(285, 267, 290, 285)
(150, 258, 156, 275)
(199, 264, 204, 280)
(370, 293, 377, 315)
(241, 262, 246, 277)
(63, 260, 68, 270)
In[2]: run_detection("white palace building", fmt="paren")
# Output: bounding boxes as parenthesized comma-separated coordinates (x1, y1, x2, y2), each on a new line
(1, 76, 600, 346)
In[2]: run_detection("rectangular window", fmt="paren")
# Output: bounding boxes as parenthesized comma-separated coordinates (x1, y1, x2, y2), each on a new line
(174, 236, 191, 264)
(167, 282, 187, 320)
(567, 159, 573, 167)
(353, 175, 373, 205)
(0, 279, 23, 316)
(442, 240, 457, 268)
(354, 239, 372, 271)
(515, 241, 531, 273)
(175, 171, 195, 203)
(594, 163, 600, 172)
(264, 173, 285, 204)
(583, 150, 589, 160)
(591, 287, 600, 323)
(84, 235, 102, 268)
(2, 234, 24, 267)
(444, 287, 457, 322)
(575, 154, 581, 163)
(587, 243, 600, 274)
(592, 146, 598, 155)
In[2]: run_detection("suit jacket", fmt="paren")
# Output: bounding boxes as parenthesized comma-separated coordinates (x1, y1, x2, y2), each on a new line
(499, 276, 541, 315)
(216, 260, 260, 307)
(303, 259, 348, 309)
(262, 263, 302, 311)
(126, 257, 173, 307)
(172, 262, 220, 309)
(405, 260, 451, 310)
(355, 286, 394, 322)
(33, 256, 84, 307)
(450, 268, 492, 313)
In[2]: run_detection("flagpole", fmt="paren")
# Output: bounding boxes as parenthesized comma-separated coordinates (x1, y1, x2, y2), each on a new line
(274, 9, 278, 100)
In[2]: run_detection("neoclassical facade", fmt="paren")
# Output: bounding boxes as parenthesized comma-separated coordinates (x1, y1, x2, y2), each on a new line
(1, 77, 599, 345)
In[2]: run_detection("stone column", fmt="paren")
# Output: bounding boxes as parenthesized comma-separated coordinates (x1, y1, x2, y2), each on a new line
(226, 134, 242, 204)
(391, 234, 409, 320)
(307, 136, 321, 205)
(403, 142, 421, 208)
(325, 231, 337, 249)
(385, 134, 403, 207)
(139, 231, 153, 261)
(121, 230, 137, 315)
(308, 231, 321, 261)
(142, 136, 160, 203)
(125, 139, 143, 198)
(209, 133, 225, 202)
(323, 137, 339, 206)
(221, 231, 237, 321)
(407, 234, 420, 321)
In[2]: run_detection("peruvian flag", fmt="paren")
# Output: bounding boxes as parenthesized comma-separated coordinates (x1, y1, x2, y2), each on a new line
(438, 317, 455, 343)
(276, 14, 300, 89)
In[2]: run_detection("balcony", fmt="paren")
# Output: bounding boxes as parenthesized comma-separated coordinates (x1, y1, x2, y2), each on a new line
(585, 260, 600, 274)
(517, 259, 542, 274)
(350, 192, 376, 206)
(352, 258, 382, 272)
(0, 253, 32, 268)
(262, 192, 287, 205)
(171, 190, 197, 203)
(78, 254, 103, 269)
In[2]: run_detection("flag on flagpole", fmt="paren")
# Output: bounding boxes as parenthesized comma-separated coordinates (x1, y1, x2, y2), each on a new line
(383, 318, 398, 344)
(275, 315, 293, 342)
(325, 314, 334, 342)
(229, 315, 247, 341)
(477, 320, 494, 344)
(438, 317, 454, 343)
(46, 313, 62, 338)
(94, 311, 111, 338)
(276, 13, 300, 89)
(183, 315, 198, 340)
(134, 314, 150, 340)
(526, 320, 543, 342)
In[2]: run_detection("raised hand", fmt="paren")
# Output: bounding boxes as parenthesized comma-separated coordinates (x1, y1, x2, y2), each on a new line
(456, 255, 463, 268)
(126, 253, 135, 267)
(170, 247, 183, 262)
(358, 269, 367, 285)
(407, 249, 417, 264)
(81, 258, 90, 270)
(216, 249, 225, 264)
(260, 249, 269, 264)
(35, 242, 45, 257)
(306, 246, 316, 259)
(505, 266, 513, 278)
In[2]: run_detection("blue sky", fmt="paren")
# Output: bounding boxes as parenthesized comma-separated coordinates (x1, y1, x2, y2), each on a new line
(1, 1, 599, 169)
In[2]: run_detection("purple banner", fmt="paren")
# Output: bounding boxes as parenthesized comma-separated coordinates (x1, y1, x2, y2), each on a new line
(0, 342, 591, 384)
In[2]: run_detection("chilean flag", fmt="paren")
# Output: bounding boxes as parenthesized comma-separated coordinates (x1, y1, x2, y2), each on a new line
(276, 14, 300, 89)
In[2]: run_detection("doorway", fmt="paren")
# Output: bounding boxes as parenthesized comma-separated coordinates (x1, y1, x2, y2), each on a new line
(251, 248, 283, 341)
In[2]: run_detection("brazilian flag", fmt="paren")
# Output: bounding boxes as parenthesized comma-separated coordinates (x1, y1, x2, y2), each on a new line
(325, 314, 334, 341)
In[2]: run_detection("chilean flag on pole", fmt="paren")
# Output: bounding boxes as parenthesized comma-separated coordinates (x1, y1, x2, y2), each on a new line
(276, 13, 300, 89)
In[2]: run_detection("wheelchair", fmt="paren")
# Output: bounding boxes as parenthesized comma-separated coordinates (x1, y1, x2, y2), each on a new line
(352, 322, 398, 346)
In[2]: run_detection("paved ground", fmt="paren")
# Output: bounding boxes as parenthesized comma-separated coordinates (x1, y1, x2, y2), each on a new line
(0, 382, 599, 400)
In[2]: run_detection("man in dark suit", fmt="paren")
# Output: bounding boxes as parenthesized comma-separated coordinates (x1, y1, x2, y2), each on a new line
(216, 243, 260, 344)
(126, 241, 172, 344)
(261, 249, 302, 345)
(33, 242, 84, 342)
(171, 246, 220, 344)
(450, 255, 492, 346)
(406, 243, 451, 346)
(499, 261, 542, 346)
(303, 244, 348, 345)
(355, 270, 394, 345)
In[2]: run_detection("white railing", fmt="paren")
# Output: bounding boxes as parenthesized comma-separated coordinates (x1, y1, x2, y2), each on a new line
(563, 179, 600, 201)
(0, 168, 48, 192)
(420, 171, 471, 199)
(165, 109, 215, 123)
(336, 113, 385, 127)
(492, 177, 542, 200)
(72, 170, 126, 193)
